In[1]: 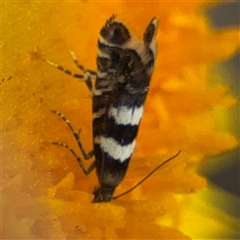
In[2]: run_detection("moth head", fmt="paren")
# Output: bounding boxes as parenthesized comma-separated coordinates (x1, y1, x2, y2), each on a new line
(92, 185, 114, 203)
(100, 15, 131, 45)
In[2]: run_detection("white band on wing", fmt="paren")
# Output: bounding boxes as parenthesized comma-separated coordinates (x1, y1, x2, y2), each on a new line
(95, 136, 136, 162)
(109, 105, 143, 126)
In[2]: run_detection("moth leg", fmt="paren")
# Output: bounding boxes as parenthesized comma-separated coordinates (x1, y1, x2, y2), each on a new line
(69, 51, 96, 94)
(51, 110, 94, 160)
(52, 142, 95, 175)
(46, 59, 85, 79)
(70, 51, 96, 78)
(46, 52, 95, 93)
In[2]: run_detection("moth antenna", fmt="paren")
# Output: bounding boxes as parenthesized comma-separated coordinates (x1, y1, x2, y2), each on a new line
(112, 150, 181, 200)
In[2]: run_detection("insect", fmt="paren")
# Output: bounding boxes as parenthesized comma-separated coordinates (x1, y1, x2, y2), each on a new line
(2, 76, 12, 83)
(48, 15, 180, 202)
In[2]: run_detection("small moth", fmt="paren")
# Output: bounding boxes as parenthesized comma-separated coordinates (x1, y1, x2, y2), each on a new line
(48, 15, 179, 202)
(92, 15, 158, 202)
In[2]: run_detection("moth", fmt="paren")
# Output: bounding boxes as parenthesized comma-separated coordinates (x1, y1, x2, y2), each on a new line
(48, 15, 180, 202)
